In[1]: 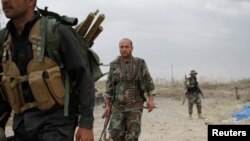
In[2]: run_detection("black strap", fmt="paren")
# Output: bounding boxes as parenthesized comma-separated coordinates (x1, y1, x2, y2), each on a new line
(36, 6, 78, 26)
(0, 29, 9, 63)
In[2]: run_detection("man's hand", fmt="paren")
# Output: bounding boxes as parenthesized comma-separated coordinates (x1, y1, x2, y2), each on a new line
(103, 98, 111, 118)
(147, 96, 155, 112)
(103, 104, 111, 118)
(75, 128, 94, 141)
(200, 93, 204, 99)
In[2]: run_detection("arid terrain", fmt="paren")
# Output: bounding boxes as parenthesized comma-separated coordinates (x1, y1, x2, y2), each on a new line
(5, 79, 250, 141)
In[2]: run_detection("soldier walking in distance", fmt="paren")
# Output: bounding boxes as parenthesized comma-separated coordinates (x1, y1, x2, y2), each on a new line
(185, 70, 205, 119)
(104, 38, 156, 141)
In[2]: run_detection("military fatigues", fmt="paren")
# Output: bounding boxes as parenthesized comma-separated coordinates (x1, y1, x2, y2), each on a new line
(185, 77, 202, 116)
(105, 56, 155, 141)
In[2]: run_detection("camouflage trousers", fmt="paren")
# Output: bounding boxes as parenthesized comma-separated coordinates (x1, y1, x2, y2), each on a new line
(108, 109, 143, 141)
(187, 92, 202, 115)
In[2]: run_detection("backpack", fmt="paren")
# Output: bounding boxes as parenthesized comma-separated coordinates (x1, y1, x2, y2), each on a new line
(0, 7, 106, 116)
(0, 7, 106, 82)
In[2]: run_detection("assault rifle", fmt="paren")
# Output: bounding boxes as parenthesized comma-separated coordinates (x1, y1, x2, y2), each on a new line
(182, 74, 188, 105)
(193, 80, 204, 99)
(99, 81, 115, 141)
(197, 85, 204, 99)
(99, 102, 112, 141)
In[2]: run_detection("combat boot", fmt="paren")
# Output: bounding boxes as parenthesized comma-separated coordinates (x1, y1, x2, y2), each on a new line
(198, 113, 205, 119)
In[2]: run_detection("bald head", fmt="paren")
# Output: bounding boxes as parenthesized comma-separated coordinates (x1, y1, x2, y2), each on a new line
(119, 38, 133, 48)
(119, 38, 133, 59)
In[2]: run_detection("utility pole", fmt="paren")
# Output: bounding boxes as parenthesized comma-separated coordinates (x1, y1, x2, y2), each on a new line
(171, 64, 174, 83)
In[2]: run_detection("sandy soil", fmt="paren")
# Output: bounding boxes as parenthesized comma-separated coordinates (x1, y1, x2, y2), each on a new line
(94, 96, 250, 141)
(5, 95, 250, 141)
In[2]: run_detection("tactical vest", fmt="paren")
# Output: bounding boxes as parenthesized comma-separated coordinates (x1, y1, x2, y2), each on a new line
(109, 57, 147, 102)
(0, 9, 105, 116)
(186, 77, 200, 93)
(0, 17, 66, 114)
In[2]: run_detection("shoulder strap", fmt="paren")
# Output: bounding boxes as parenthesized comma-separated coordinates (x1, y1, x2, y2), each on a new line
(133, 57, 143, 78)
(0, 28, 8, 46)
(43, 17, 63, 67)
(30, 16, 64, 69)
(0, 28, 8, 62)
(37, 6, 78, 26)
(42, 17, 70, 116)
(30, 16, 70, 116)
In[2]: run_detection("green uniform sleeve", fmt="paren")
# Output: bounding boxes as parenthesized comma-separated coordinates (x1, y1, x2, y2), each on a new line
(105, 63, 115, 98)
(140, 59, 155, 96)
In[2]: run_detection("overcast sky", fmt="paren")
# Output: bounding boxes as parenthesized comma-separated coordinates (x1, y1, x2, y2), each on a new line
(2, 0, 250, 81)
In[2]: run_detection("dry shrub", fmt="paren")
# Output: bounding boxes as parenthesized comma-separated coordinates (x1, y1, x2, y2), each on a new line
(95, 80, 106, 93)
(155, 78, 250, 101)
(95, 78, 250, 101)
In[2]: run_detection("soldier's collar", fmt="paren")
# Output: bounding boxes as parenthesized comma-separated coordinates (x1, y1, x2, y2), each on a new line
(120, 56, 133, 64)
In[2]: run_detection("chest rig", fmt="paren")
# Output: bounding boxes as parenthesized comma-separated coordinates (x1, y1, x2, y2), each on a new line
(111, 57, 144, 107)
(187, 77, 199, 93)
(0, 18, 65, 114)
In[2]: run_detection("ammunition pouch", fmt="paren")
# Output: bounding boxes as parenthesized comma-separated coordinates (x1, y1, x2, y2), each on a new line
(1, 56, 65, 113)
(1, 75, 25, 113)
(27, 57, 65, 111)
(1, 59, 25, 113)
(0, 18, 66, 114)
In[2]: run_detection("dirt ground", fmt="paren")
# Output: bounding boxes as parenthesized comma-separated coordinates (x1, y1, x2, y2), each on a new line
(94, 96, 250, 141)
(5, 86, 250, 141)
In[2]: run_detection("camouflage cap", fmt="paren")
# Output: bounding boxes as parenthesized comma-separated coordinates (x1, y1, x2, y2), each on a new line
(189, 70, 198, 75)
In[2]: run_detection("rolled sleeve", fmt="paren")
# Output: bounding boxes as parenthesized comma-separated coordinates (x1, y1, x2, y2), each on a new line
(147, 90, 156, 97)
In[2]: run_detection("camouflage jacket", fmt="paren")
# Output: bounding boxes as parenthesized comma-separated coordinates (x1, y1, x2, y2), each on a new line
(185, 77, 202, 94)
(105, 56, 155, 112)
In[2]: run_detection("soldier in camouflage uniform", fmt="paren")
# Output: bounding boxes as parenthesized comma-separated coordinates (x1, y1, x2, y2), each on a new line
(185, 70, 205, 119)
(104, 38, 155, 141)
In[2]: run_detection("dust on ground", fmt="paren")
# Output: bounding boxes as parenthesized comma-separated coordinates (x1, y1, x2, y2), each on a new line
(5, 81, 250, 141)
(94, 96, 250, 141)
